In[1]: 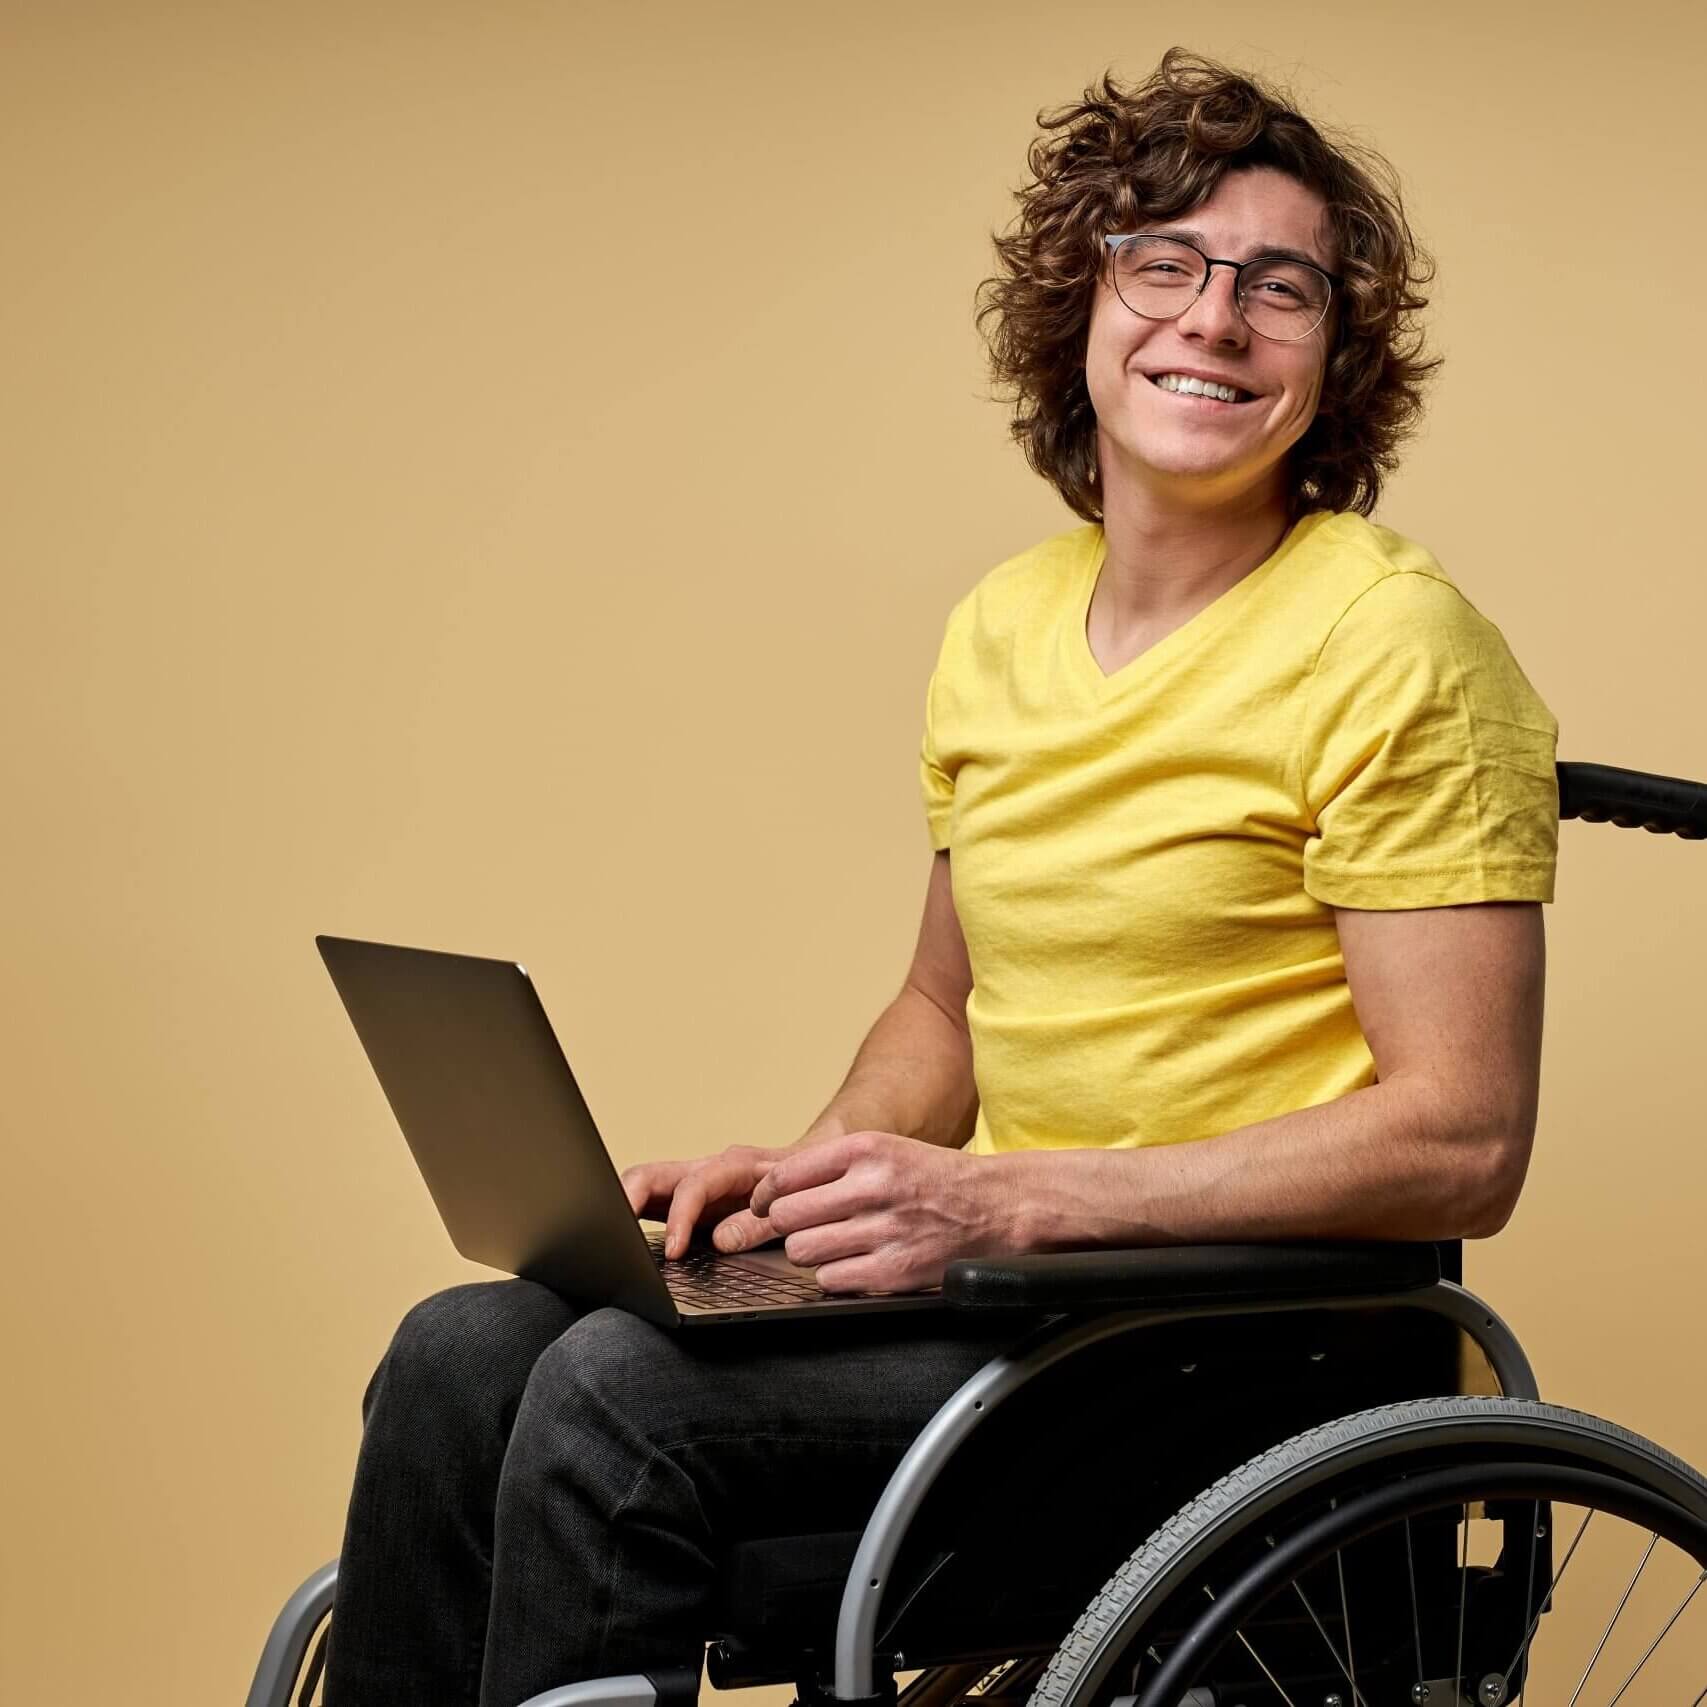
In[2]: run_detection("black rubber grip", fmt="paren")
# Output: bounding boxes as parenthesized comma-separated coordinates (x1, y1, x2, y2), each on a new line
(942, 1241, 1442, 1312)
(1558, 761, 1706, 838)
(643, 1666, 704, 1707)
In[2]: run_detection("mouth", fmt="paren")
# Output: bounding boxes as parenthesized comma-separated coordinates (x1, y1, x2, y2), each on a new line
(1146, 372, 1259, 406)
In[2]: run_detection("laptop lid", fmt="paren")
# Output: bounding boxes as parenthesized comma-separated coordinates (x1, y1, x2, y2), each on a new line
(315, 934, 681, 1327)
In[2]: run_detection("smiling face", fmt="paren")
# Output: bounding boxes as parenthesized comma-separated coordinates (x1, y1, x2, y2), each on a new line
(1085, 166, 1337, 509)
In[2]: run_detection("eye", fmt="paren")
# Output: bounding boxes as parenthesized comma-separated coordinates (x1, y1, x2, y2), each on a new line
(1241, 262, 1329, 312)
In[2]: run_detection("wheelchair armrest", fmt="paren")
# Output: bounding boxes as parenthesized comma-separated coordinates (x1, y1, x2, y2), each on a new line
(942, 1241, 1441, 1312)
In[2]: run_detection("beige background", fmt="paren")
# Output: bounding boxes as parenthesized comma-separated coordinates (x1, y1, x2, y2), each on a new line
(4, 2, 1704, 1702)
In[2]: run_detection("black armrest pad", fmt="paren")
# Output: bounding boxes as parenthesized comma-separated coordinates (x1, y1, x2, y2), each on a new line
(942, 1241, 1441, 1312)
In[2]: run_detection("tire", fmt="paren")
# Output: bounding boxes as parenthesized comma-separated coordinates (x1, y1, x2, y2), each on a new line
(1031, 1396, 1707, 1707)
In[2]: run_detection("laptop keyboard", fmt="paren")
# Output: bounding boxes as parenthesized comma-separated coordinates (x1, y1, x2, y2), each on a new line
(646, 1232, 825, 1308)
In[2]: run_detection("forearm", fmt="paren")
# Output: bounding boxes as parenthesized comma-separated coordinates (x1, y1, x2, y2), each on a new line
(801, 982, 978, 1150)
(998, 1077, 1532, 1250)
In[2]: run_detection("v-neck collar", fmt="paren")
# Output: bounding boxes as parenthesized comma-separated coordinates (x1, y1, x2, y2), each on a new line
(1069, 511, 1328, 698)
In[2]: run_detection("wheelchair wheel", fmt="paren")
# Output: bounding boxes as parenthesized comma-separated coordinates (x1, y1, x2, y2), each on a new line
(1031, 1397, 1707, 1707)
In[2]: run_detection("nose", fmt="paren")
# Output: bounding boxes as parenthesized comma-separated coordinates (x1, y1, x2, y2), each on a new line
(1177, 261, 1248, 347)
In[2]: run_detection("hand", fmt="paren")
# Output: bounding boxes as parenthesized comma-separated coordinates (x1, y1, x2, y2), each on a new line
(748, 1130, 1019, 1294)
(621, 1144, 796, 1260)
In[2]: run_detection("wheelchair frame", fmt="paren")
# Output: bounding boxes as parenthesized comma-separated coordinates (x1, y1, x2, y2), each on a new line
(244, 759, 1706, 1707)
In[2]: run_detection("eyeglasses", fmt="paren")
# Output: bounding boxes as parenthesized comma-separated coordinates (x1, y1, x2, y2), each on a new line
(1102, 234, 1340, 343)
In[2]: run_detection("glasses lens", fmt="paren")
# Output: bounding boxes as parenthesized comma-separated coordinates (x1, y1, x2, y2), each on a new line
(1238, 259, 1331, 340)
(1110, 237, 1207, 318)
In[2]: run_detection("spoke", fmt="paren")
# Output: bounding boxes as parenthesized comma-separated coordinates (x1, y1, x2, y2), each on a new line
(1456, 1503, 1471, 1707)
(1203, 1584, 1300, 1707)
(1566, 1532, 1657, 1707)
(1600, 1569, 1707, 1707)
(1405, 1516, 1426, 1689)
(1688, 1684, 1707, 1707)
(1336, 1548, 1359, 1707)
(1513, 1501, 1542, 1705)
(1505, 1507, 1598, 1683)
(1292, 1579, 1370, 1707)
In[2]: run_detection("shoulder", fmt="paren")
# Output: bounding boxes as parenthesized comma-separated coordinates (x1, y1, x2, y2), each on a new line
(1296, 511, 1499, 656)
(1300, 510, 1459, 608)
(1297, 513, 1557, 734)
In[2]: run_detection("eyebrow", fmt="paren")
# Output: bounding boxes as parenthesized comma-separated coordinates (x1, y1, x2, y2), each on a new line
(1139, 225, 1332, 273)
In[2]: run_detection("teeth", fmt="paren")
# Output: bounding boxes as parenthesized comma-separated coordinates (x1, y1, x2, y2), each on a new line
(1153, 373, 1244, 403)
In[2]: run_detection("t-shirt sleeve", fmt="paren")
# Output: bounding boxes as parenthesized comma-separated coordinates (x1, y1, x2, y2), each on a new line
(1299, 572, 1560, 908)
(919, 660, 954, 852)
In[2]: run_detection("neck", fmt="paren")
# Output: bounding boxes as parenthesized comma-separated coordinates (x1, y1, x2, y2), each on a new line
(1093, 443, 1292, 629)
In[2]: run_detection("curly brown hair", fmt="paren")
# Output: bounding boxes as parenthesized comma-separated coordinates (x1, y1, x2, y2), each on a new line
(974, 47, 1440, 522)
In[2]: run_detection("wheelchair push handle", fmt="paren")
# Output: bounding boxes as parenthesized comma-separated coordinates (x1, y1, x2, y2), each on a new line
(1558, 760, 1706, 838)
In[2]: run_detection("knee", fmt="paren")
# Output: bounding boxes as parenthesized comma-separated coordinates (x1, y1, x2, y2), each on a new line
(506, 1308, 686, 1468)
(364, 1279, 574, 1425)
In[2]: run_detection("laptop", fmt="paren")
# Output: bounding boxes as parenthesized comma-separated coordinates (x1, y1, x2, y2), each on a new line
(315, 935, 949, 1329)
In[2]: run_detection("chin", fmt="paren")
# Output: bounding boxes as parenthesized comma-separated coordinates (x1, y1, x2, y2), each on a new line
(1127, 447, 1251, 485)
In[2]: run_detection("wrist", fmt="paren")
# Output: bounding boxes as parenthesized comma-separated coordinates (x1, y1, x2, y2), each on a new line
(794, 1116, 851, 1150)
(990, 1149, 1130, 1255)
(985, 1152, 1038, 1255)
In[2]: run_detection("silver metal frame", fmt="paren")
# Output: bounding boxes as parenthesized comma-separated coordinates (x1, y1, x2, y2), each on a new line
(517, 1676, 662, 1707)
(244, 1561, 336, 1707)
(832, 1280, 1535, 1699)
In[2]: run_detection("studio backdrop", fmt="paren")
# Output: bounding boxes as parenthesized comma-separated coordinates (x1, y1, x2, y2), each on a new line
(2, 3, 1702, 1703)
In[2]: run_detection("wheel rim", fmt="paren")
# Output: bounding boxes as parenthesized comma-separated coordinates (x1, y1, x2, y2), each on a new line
(1052, 1418, 1707, 1707)
(1125, 1462, 1707, 1707)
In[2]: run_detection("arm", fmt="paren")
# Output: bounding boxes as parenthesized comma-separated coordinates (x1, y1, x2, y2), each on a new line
(1003, 900, 1546, 1248)
(753, 900, 1547, 1289)
(797, 849, 979, 1150)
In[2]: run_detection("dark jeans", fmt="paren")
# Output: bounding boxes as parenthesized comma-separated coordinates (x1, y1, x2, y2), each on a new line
(323, 1280, 1022, 1707)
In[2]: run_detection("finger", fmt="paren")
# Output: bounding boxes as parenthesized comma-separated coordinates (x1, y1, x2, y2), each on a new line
(811, 1253, 914, 1297)
(764, 1175, 870, 1239)
(621, 1161, 683, 1219)
(663, 1175, 714, 1259)
(750, 1134, 863, 1219)
(781, 1213, 888, 1271)
(710, 1208, 777, 1253)
(621, 1165, 657, 1217)
(663, 1159, 753, 1259)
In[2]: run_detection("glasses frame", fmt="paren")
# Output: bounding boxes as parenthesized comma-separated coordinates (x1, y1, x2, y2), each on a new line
(1102, 233, 1341, 343)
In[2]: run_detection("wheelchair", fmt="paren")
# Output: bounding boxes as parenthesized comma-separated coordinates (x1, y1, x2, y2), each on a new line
(248, 759, 1707, 1707)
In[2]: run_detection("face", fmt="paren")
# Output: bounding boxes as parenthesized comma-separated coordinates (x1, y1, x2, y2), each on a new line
(1084, 166, 1337, 507)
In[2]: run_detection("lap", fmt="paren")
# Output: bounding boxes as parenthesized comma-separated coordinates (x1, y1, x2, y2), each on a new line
(384, 1280, 1024, 1500)
(509, 1303, 1026, 1539)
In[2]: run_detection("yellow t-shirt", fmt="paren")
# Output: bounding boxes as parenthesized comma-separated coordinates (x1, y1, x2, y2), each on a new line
(919, 509, 1560, 1156)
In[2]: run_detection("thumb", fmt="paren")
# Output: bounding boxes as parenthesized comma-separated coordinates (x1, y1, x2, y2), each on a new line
(712, 1209, 774, 1253)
